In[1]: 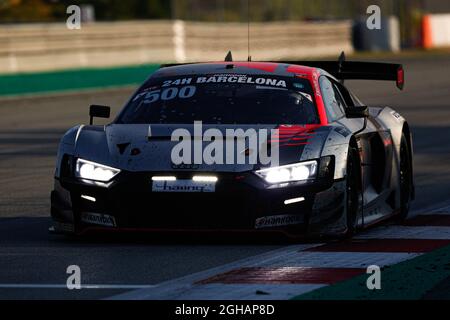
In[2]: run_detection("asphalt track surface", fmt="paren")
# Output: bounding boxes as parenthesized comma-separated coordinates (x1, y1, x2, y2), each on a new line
(0, 55, 450, 299)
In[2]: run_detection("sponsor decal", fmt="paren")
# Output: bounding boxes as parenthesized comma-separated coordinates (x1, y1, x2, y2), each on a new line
(255, 214, 303, 229)
(171, 163, 200, 170)
(334, 126, 351, 137)
(366, 206, 381, 217)
(152, 180, 215, 193)
(81, 212, 116, 227)
(197, 76, 287, 87)
(390, 111, 403, 122)
(148, 76, 287, 91)
(312, 70, 321, 97)
(381, 130, 393, 146)
(299, 92, 312, 102)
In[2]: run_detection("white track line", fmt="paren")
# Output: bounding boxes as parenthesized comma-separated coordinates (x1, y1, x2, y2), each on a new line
(355, 225, 450, 240)
(108, 202, 450, 300)
(107, 248, 417, 300)
(255, 251, 419, 268)
(108, 251, 418, 300)
(108, 244, 318, 300)
(141, 284, 326, 301)
(431, 204, 450, 214)
(0, 284, 156, 289)
(0, 85, 136, 102)
(410, 201, 450, 216)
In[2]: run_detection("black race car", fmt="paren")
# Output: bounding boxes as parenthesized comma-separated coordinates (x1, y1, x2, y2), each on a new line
(50, 54, 414, 237)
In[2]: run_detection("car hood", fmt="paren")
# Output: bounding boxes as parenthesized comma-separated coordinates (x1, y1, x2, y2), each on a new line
(73, 124, 331, 172)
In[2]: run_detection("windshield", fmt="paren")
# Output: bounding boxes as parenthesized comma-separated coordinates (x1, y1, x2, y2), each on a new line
(116, 74, 319, 125)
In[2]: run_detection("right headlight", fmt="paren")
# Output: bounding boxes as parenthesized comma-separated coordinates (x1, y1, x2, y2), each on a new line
(255, 160, 318, 184)
(75, 158, 120, 182)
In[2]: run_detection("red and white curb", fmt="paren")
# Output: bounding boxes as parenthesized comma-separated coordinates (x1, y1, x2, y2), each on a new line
(109, 206, 450, 300)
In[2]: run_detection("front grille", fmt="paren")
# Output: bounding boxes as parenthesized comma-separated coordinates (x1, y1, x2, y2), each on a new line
(111, 191, 257, 229)
(70, 171, 314, 230)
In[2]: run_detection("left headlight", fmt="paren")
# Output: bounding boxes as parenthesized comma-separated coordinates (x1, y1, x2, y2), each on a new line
(75, 159, 120, 182)
(255, 160, 317, 184)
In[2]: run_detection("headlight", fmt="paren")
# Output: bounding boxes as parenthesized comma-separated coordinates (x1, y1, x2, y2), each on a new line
(255, 160, 317, 184)
(75, 159, 120, 182)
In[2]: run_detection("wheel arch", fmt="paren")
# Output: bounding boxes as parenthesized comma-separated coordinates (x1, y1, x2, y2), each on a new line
(402, 121, 415, 200)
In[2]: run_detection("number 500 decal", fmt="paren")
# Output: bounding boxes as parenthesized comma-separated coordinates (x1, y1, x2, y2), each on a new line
(133, 86, 196, 104)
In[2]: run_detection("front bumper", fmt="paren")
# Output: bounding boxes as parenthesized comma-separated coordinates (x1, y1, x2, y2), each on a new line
(51, 168, 345, 236)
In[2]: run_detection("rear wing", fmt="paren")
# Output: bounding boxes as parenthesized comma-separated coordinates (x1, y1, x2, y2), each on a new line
(275, 53, 404, 90)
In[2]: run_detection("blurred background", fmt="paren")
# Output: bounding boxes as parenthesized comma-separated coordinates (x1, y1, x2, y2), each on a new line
(1, 0, 450, 78)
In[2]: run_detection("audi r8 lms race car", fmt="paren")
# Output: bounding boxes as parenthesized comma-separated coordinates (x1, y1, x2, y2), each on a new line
(50, 53, 414, 238)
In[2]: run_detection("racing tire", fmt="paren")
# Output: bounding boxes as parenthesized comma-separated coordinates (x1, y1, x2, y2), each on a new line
(397, 133, 413, 221)
(345, 146, 362, 237)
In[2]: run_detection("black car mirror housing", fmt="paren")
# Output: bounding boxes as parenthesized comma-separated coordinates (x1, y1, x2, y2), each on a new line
(345, 106, 369, 119)
(89, 105, 111, 125)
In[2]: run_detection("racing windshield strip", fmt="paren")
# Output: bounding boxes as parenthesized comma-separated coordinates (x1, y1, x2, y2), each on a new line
(117, 74, 320, 125)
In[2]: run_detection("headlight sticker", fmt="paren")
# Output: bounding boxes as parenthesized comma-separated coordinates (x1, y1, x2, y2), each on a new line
(255, 214, 303, 229)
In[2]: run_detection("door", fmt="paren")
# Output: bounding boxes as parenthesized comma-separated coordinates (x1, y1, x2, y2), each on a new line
(321, 76, 395, 225)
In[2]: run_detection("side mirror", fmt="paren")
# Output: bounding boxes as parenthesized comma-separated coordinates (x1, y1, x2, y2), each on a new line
(89, 105, 110, 125)
(345, 106, 369, 119)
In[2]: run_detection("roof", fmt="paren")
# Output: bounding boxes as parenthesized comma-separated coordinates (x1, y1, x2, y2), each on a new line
(154, 61, 320, 79)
